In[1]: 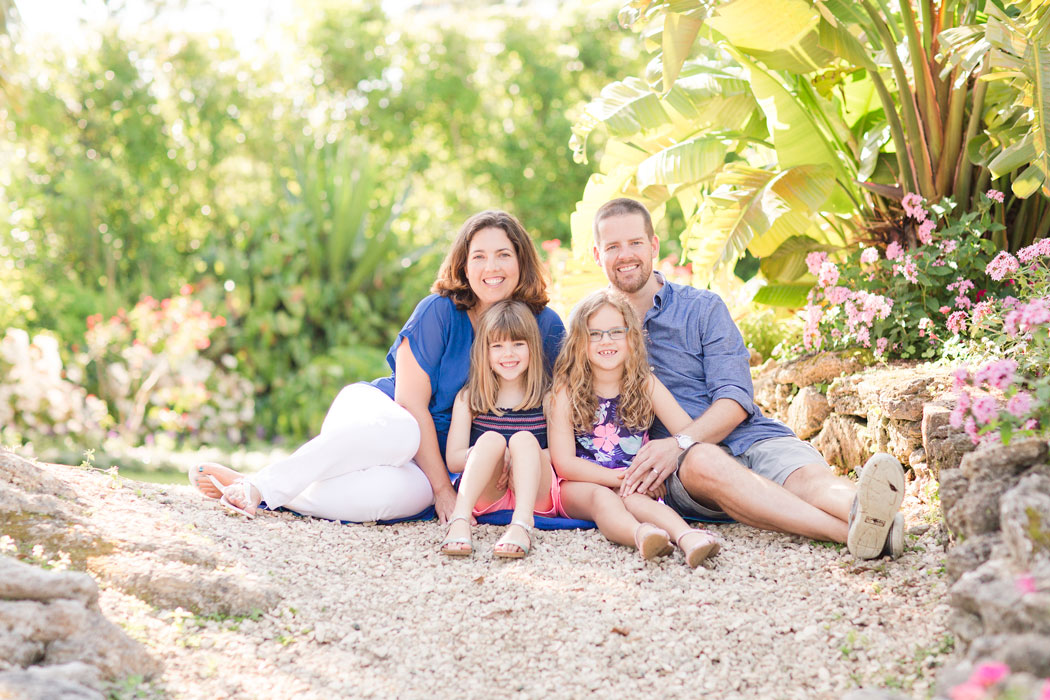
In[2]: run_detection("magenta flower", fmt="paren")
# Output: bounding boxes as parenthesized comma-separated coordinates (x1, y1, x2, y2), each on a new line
(986, 189, 1005, 203)
(949, 681, 986, 700)
(1016, 574, 1037, 594)
(975, 359, 1017, 390)
(592, 423, 621, 452)
(1041, 679, 1050, 700)
(971, 661, 1010, 687)
(970, 395, 999, 425)
(1018, 243, 1040, 264)
(947, 310, 968, 334)
(1006, 392, 1032, 418)
(860, 247, 879, 264)
(972, 301, 993, 325)
(886, 241, 904, 260)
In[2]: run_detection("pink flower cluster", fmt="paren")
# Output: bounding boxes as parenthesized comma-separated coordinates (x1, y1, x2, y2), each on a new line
(917, 219, 936, 245)
(806, 251, 828, 276)
(1017, 237, 1050, 264)
(947, 278, 975, 310)
(892, 254, 918, 283)
(860, 247, 879, 264)
(1003, 296, 1050, 336)
(886, 241, 903, 261)
(951, 360, 1032, 444)
(987, 251, 1020, 281)
(902, 192, 927, 221)
(949, 661, 1010, 700)
(986, 189, 1005, 203)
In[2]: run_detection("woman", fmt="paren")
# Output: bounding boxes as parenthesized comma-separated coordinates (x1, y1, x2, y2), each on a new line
(192, 210, 565, 524)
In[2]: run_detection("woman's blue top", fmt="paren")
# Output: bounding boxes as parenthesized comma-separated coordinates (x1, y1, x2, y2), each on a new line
(371, 294, 564, 458)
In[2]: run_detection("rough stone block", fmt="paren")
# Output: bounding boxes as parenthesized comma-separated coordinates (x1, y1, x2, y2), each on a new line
(1000, 473, 1050, 569)
(945, 533, 1001, 583)
(785, 387, 831, 440)
(961, 439, 1049, 483)
(811, 414, 871, 475)
(774, 352, 862, 387)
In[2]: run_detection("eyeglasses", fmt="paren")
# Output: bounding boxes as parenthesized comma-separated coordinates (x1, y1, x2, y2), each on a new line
(587, 327, 628, 342)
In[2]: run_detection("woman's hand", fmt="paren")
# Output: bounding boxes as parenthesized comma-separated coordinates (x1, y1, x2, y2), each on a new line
(433, 484, 458, 524)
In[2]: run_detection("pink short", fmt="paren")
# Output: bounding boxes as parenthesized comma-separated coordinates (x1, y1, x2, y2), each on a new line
(473, 463, 564, 518)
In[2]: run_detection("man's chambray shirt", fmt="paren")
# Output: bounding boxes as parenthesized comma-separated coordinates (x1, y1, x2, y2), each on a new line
(644, 273, 794, 455)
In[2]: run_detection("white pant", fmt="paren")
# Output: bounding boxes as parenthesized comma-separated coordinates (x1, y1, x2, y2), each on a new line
(251, 383, 434, 522)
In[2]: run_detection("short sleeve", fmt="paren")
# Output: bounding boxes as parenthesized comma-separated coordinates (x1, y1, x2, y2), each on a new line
(698, 296, 756, 416)
(388, 294, 452, 379)
(536, 307, 566, 375)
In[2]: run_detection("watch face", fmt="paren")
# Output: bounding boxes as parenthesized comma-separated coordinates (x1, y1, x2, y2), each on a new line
(675, 434, 694, 450)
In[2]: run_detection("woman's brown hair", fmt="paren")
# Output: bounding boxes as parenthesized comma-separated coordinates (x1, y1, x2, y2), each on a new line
(431, 210, 549, 314)
(552, 289, 654, 434)
(465, 300, 548, 416)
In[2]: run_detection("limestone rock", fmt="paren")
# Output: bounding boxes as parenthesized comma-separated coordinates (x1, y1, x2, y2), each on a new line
(827, 375, 866, 416)
(89, 551, 279, 617)
(950, 558, 1050, 638)
(0, 557, 97, 606)
(922, 404, 976, 476)
(774, 352, 861, 387)
(886, 419, 923, 462)
(785, 387, 830, 440)
(0, 450, 77, 500)
(960, 439, 1049, 483)
(966, 634, 1050, 678)
(945, 533, 1001, 583)
(1000, 473, 1050, 569)
(0, 662, 101, 700)
(939, 468, 970, 535)
(811, 414, 871, 475)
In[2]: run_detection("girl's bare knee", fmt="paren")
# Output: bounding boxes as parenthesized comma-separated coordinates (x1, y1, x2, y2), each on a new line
(476, 431, 507, 451)
(508, 430, 539, 452)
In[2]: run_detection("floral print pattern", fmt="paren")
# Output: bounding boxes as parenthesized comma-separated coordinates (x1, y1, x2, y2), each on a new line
(575, 395, 648, 470)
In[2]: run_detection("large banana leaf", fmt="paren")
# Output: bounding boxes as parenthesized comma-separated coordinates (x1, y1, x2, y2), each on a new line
(635, 133, 734, 188)
(705, 0, 832, 74)
(570, 77, 673, 164)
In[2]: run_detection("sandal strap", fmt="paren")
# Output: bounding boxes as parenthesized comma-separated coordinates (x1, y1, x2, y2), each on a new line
(495, 521, 533, 551)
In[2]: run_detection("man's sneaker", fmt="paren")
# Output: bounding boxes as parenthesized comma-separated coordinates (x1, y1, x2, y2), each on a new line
(847, 453, 905, 560)
(879, 513, 905, 559)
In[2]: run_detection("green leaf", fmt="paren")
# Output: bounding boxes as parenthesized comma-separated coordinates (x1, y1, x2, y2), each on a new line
(570, 77, 672, 164)
(706, 0, 831, 73)
(1032, 37, 1050, 195)
(988, 132, 1035, 178)
(753, 281, 813, 307)
(1012, 163, 1047, 198)
(759, 235, 833, 281)
(662, 12, 706, 92)
(635, 134, 732, 188)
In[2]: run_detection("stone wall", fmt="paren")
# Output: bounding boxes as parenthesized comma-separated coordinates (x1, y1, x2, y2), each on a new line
(754, 353, 976, 483)
(764, 354, 1049, 699)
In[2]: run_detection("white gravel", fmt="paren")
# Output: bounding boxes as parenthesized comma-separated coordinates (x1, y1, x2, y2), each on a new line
(72, 468, 956, 699)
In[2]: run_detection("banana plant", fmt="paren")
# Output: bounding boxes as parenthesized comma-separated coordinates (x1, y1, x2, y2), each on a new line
(571, 0, 1050, 304)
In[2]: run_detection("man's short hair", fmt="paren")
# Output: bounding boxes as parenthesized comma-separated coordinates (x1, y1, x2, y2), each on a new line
(593, 198, 655, 244)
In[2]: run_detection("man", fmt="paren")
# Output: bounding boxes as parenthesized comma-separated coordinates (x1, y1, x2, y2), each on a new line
(592, 198, 905, 559)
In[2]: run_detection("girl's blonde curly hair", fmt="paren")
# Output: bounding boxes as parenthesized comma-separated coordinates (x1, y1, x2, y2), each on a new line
(552, 289, 653, 435)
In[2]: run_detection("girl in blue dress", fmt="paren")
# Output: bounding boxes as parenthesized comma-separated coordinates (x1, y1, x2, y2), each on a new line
(192, 211, 564, 524)
(440, 300, 561, 558)
(549, 290, 720, 567)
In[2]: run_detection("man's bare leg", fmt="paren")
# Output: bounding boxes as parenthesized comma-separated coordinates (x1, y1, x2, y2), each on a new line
(783, 464, 856, 521)
(678, 445, 848, 543)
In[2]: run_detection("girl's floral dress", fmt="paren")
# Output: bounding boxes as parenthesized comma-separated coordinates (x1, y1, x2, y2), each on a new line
(575, 395, 648, 470)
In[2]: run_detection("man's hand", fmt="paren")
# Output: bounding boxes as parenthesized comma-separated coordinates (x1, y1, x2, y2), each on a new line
(644, 482, 667, 500)
(621, 437, 679, 497)
(434, 485, 459, 525)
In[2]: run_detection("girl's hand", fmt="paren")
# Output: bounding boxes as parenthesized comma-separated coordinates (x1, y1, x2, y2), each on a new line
(495, 448, 511, 491)
(646, 482, 667, 500)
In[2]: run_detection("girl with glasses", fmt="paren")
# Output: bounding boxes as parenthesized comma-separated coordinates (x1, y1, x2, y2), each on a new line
(549, 290, 721, 567)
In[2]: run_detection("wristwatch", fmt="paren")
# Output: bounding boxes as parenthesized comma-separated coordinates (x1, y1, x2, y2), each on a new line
(673, 433, 700, 465)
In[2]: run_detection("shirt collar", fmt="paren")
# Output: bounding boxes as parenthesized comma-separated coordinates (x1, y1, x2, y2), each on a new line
(652, 271, 672, 311)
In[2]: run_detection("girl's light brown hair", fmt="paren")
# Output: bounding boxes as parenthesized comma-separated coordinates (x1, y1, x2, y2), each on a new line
(466, 300, 548, 417)
(431, 210, 549, 314)
(552, 289, 653, 434)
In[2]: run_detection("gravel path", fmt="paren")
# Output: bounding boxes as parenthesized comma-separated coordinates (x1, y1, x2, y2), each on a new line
(71, 468, 955, 699)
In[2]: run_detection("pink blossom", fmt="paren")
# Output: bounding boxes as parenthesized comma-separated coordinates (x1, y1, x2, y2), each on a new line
(824, 286, 849, 305)
(875, 337, 889, 356)
(1020, 298, 1050, 332)
(886, 241, 903, 260)
(941, 239, 958, 255)
(893, 255, 918, 283)
(856, 326, 871, 347)
(860, 247, 879, 264)
(1041, 679, 1050, 700)
(975, 359, 1017, 390)
(952, 367, 971, 392)
(917, 219, 936, 245)
(950, 391, 970, 428)
(1018, 243, 1040, 264)
(949, 681, 987, 700)
(1040, 238, 1050, 257)
(986, 189, 1005, 203)
(818, 261, 840, 287)
(947, 311, 968, 334)
(919, 317, 934, 332)
(971, 301, 994, 325)
(902, 192, 927, 221)
(806, 251, 828, 276)
(970, 395, 999, 425)
(1006, 392, 1032, 418)
(971, 661, 1010, 687)
(964, 416, 979, 442)
(986, 251, 1020, 281)
(541, 238, 561, 252)
(803, 304, 823, 351)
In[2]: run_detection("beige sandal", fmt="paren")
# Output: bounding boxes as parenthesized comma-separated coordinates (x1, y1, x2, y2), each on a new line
(440, 516, 473, 557)
(493, 520, 533, 559)
(676, 529, 721, 568)
(634, 523, 673, 560)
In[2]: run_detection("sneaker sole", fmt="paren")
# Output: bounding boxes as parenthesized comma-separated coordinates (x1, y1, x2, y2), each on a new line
(848, 453, 905, 559)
